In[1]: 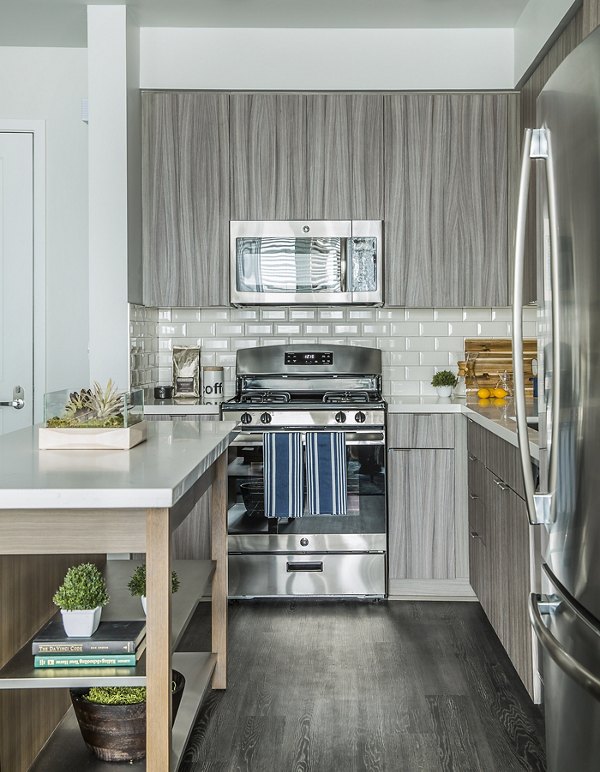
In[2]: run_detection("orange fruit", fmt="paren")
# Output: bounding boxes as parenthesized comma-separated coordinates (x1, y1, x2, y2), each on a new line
(492, 387, 508, 398)
(477, 388, 491, 399)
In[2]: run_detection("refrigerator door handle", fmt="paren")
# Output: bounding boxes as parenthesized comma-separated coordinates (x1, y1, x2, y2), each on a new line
(529, 593, 600, 701)
(512, 128, 542, 525)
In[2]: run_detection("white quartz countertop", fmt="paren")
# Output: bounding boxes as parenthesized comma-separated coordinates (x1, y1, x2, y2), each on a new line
(0, 420, 238, 510)
(386, 397, 540, 459)
(143, 396, 220, 415)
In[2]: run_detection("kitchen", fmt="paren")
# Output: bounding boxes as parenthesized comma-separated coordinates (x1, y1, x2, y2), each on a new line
(0, 0, 598, 770)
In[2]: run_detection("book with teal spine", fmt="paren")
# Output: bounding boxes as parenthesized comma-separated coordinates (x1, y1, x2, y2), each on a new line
(34, 653, 137, 668)
(32, 619, 145, 655)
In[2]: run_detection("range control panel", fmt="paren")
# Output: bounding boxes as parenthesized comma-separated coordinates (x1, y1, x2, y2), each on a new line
(284, 351, 333, 366)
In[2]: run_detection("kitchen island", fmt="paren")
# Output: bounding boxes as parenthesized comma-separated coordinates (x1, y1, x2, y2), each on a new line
(0, 419, 237, 772)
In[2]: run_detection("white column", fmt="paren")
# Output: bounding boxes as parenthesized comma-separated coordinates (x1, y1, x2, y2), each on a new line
(88, 5, 140, 390)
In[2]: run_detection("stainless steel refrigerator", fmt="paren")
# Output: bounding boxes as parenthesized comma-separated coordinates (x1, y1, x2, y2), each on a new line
(512, 23, 600, 772)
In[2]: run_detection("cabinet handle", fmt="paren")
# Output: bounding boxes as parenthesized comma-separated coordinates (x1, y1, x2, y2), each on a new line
(470, 530, 481, 540)
(468, 454, 476, 461)
(493, 478, 508, 491)
(468, 492, 479, 500)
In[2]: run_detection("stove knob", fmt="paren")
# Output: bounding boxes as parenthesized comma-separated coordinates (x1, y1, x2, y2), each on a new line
(240, 412, 253, 425)
(335, 411, 347, 424)
(355, 411, 366, 424)
(300, 538, 309, 547)
(260, 412, 272, 424)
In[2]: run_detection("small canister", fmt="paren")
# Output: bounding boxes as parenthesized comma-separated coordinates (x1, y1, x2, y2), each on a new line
(202, 366, 224, 405)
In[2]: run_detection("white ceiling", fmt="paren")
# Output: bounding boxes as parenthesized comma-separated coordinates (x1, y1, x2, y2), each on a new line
(1, 0, 531, 47)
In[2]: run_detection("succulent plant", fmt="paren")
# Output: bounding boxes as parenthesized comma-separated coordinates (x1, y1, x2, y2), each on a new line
(87, 379, 122, 421)
(63, 388, 94, 421)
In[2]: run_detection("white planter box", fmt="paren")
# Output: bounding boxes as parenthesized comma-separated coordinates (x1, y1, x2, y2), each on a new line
(38, 421, 147, 450)
(61, 606, 102, 637)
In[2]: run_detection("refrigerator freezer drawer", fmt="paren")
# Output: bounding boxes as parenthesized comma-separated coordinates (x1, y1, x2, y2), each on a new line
(228, 552, 386, 598)
(531, 566, 600, 771)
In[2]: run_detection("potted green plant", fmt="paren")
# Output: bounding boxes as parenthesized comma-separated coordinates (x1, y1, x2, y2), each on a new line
(431, 369, 458, 397)
(53, 563, 110, 637)
(127, 563, 180, 615)
(70, 672, 185, 762)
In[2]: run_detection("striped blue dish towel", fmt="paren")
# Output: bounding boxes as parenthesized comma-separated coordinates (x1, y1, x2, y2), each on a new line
(263, 432, 304, 518)
(306, 432, 348, 516)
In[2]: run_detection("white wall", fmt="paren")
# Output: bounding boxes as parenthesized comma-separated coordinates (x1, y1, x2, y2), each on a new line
(0, 46, 89, 393)
(140, 27, 514, 90)
(514, 0, 579, 84)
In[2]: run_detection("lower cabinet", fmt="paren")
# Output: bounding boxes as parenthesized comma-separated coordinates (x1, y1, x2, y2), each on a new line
(467, 419, 534, 697)
(387, 414, 471, 598)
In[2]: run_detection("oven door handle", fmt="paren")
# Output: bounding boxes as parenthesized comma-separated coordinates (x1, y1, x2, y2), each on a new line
(232, 431, 385, 446)
(287, 561, 324, 573)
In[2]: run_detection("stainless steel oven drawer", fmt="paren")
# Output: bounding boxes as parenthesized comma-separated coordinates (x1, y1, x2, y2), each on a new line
(228, 552, 385, 598)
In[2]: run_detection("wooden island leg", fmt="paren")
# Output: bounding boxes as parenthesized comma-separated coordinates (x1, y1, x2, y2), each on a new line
(211, 451, 228, 689)
(146, 507, 172, 771)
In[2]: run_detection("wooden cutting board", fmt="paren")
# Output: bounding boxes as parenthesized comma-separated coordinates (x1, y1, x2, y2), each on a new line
(464, 338, 537, 393)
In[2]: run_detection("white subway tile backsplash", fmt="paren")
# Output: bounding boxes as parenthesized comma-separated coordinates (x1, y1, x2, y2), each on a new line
(290, 309, 316, 321)
(434, 308, 463, 321)
(448, 322, 479, 336)
(348, 309, 375, 320)
(171, 309, 202, 323)
(334, 324, 359, 335)
(478, 322, 509, 336)
(276, 324, 301, 335)
(158, 323, 186, 336)
(419, 321, 449, 336)
(463, 308, 492, 321)
(406, 308, 434, 321)
(405, 336, 435, 351)
(304, 324, 331, 335)
(390, 322, 420, 336)
(420, 352, 451, 366)
(318, 309, 345, 320)
(131, 304, 538, 401)
(261, 308, 287, 320)
(246, 324, 273, 336)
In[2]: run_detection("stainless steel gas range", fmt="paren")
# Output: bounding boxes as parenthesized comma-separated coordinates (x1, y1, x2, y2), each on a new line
(221, 344, 387, 599)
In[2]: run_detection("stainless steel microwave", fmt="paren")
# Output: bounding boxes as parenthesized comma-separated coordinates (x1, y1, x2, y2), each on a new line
(230, 220, 383, 305)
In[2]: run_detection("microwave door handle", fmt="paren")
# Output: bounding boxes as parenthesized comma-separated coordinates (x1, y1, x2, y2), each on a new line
(340, 238, 348, 293)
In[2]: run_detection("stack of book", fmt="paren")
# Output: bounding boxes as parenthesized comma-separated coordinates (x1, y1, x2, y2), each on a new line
(32, 619, 146, 669)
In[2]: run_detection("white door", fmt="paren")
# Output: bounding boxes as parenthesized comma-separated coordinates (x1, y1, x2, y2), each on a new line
(0, 132, 34, 434)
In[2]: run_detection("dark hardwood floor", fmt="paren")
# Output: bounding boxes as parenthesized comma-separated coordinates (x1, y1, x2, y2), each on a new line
(177, 601, 546, 772)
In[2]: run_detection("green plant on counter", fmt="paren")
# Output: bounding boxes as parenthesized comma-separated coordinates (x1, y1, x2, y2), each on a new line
(47, 379, 125, 428)
(127, 564, 180, 597)
(431, 370, 458, 388)
(53, 563, 110, 611)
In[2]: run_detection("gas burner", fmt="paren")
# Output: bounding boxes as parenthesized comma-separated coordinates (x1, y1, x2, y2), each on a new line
(322, 391, 370, 404)
(240, 391, 291, 405)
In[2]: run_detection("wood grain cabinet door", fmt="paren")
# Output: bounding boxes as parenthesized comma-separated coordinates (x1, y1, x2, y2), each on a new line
(230, 93, 307, 220)
(388, 449, 455, 581)
(142, 91, 230, 307)
(384, 93, 509, 307)
(307, 94, 383, 220)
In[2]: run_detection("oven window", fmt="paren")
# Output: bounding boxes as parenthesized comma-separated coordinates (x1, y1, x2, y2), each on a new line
(227, 442, 386, 535)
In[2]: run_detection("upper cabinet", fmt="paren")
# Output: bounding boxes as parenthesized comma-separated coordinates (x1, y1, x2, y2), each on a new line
(230, 93, 307, 220)
(142, 92, 230, 307)
(230, 93, 383, 222)
(384, 93, 510, 307)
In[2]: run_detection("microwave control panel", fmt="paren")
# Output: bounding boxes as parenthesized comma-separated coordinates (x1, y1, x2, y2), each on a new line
(284, 352, 333, 366)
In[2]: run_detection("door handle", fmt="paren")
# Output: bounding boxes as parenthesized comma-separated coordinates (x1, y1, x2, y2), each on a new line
(0, 386, 24, 410)
(286, 561, 323, 573)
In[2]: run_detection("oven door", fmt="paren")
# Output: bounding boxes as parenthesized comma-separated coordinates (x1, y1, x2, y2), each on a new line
(227, 428, 386, 553)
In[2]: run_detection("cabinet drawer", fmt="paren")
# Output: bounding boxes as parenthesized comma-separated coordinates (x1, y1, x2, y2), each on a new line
(485, 430, 525, 499)
(387, 414, 455, 448)
(467, 418, 487, 463)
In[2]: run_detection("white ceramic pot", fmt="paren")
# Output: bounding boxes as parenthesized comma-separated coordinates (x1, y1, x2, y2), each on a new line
(141, 596, 147, 615)
(435, 385, 453, 397)
(61, 606, 102, 637)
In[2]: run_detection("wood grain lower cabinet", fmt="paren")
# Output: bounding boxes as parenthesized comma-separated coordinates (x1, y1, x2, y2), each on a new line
(142, 91, 230, 307)
(466, 419, 534, 697)
(387, 414, 471, 599)
(384, 93, 510, 307)
(388, 449, 455, 581)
